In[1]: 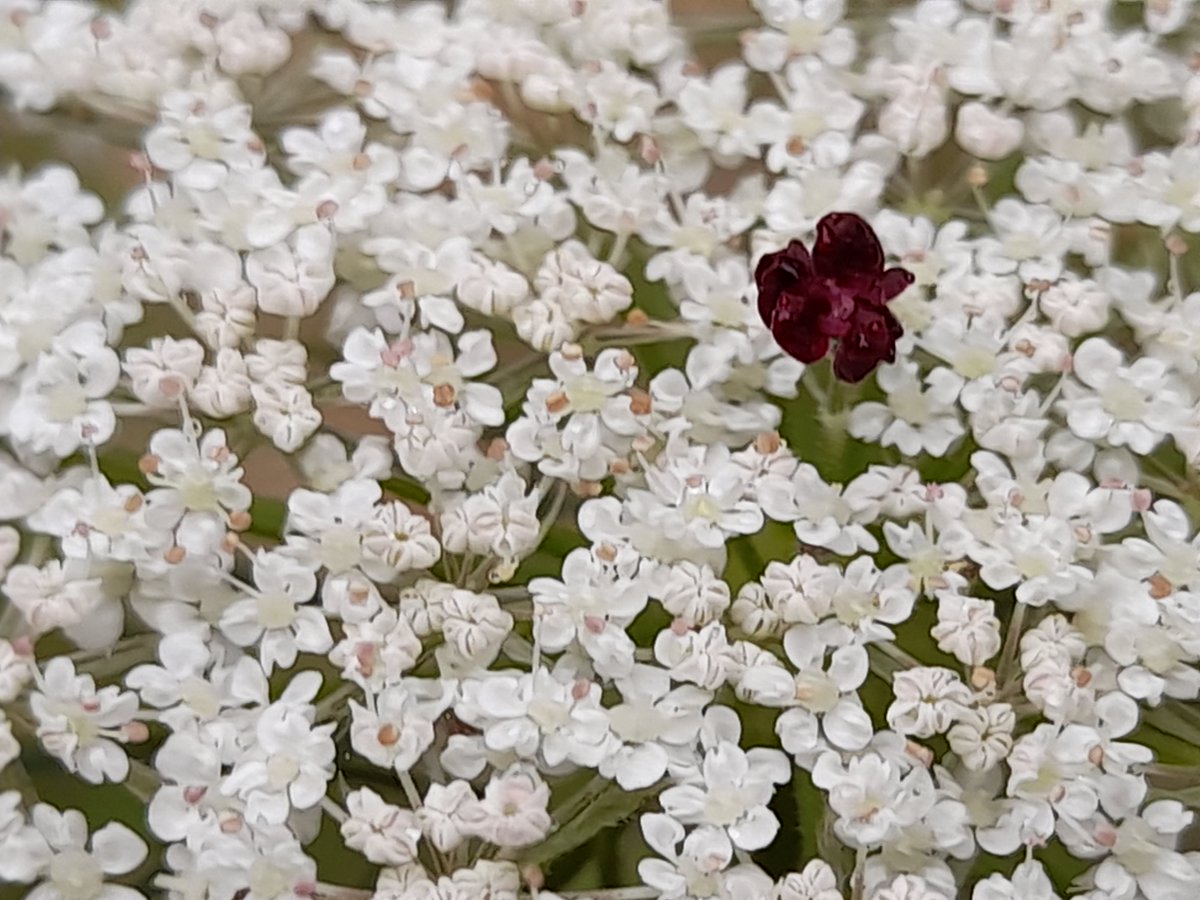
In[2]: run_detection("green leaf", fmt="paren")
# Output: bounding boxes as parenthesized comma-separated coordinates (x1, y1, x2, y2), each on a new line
(381, 476, 431, 506)
(1139, 709, 1200, 766)
(521, 779, 664, 868)
(247, 495, 287, 540)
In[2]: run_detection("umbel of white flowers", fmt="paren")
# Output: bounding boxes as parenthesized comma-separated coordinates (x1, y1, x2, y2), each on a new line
(0, 1, 1199, 900)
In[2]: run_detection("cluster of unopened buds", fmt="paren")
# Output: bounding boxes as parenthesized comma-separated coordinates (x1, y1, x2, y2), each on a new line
(0, 1, 1199, 900)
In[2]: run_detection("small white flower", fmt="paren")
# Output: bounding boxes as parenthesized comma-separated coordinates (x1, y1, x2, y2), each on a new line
(123, 336, 205, 409)
(871, 874, 949, 900)
(219, 550, 332, 673)
(9, 320, 120, 457)
(31, 658, 138, 784)
(887, 667, 972, 738)
(342, 786, 422, 866)
(462, 763, 552, 848)
(220, 700, 336, 825)
(811, 750, 933, 848)
(349, 678, 452, 774)
(776, 860, 844, 900)
(1, 804, 147, 898)
(250, 380, 322, 453)
(947, 701, 1014, 772)
(1062, 337, 1189, 454)
(848, 363, 965, 457)
(360, 501, 442, 576)
(418, 780, 478, 853)
(659, 740, 790, 851)
(440, 470, 542, 562)
(3, 559, 104, 635)
(931, 591, 1001, 666)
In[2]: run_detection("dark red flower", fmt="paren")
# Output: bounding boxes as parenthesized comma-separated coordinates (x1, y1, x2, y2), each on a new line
(756, 212, 913, 383)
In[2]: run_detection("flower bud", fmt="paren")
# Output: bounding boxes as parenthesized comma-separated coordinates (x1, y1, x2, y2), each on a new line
(955, 102, 1025, 160)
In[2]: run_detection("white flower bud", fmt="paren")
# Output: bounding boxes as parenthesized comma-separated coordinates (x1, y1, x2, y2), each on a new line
(872, 874, 949, 900)
(521, 68, 576, 113)
(440, 589, 513, 664)
(955, 102, 1024, 161)
(250, 379, 322, 452)
(191, 349, 252, 418)
(948, 703, 1015, 771)
(418, 780, 478, 852)
(878, 84, 948, 158)
(776, 860, 843, 900)
(247, 224, 335, 318)
(887, 667, 972, 738)
(458, 256, 530, 316)
(213, 11, 292, 76)
(123, 337, 205, 408)
(196, 281, 257, 349)
(535, 241, 633, 324)
(0, 712, 18, 772)
(3, 560, 104, 633)
(658, 561, 732, 626)
(513, 297, 575, 352)
(246, 339, 308, 384)
(0, 639, 33, 703)
(342, 787, 422, 866)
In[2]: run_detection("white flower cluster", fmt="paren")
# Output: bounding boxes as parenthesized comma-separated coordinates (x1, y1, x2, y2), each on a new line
(0, 1, 1199, 900)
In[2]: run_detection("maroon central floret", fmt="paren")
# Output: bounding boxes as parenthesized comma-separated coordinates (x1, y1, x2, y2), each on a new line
(755, 212, 913, 383)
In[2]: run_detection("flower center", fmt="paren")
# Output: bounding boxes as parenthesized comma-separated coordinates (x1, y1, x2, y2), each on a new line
(608, 702, 665, 743)
(266, 753, 300, 789)
(527, 697, 570, 731)
(684, 492, 722, 522)
(954, 346, 997, 379)
(1100, 378, 1147, 421)
(794, 672, 839, 712)
(248, 859, 291, 899)
(1136, 628, 1184, 674)
(256, 592, 297, 630)
(47, 385, 88, 422)
(709, 294, 747, 327)
(1165, 178, 1200, 211)
(702, 786, 747, 826)
(182, 124, 223, 160)
(674, 224, 717, 257)
(180, 676, 220, 719)
(178, 472, 219, 512)
(49, 849, 104, 900)
(1015, 550, 1054, 579)
(564, 374, 617, 413)
(801, 174, 841, 217)
(1003, 233, 1041, 261)
(833, 588, 879, 626)
(889, 385, 931, 425)
(786, 20, 823, 54)
(319, 526, 362, 572)
(66, 708, 100, 745)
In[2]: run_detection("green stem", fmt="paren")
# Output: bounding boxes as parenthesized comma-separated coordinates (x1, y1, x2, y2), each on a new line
(996, 602, 1028, 687)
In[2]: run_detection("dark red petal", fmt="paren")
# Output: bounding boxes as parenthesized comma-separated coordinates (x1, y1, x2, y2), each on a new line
(879, 266, 916, 302)
(832, 306, 903, 383)
(833, 347, 887, 383)
(774, 324, 830, 364)
(812, 212, 884, 282)
(755, 240, 813, 324)
(770, 286, 832, 363)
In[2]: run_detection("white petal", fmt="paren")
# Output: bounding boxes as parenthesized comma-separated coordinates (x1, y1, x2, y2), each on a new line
(92, 822, 148, 875)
